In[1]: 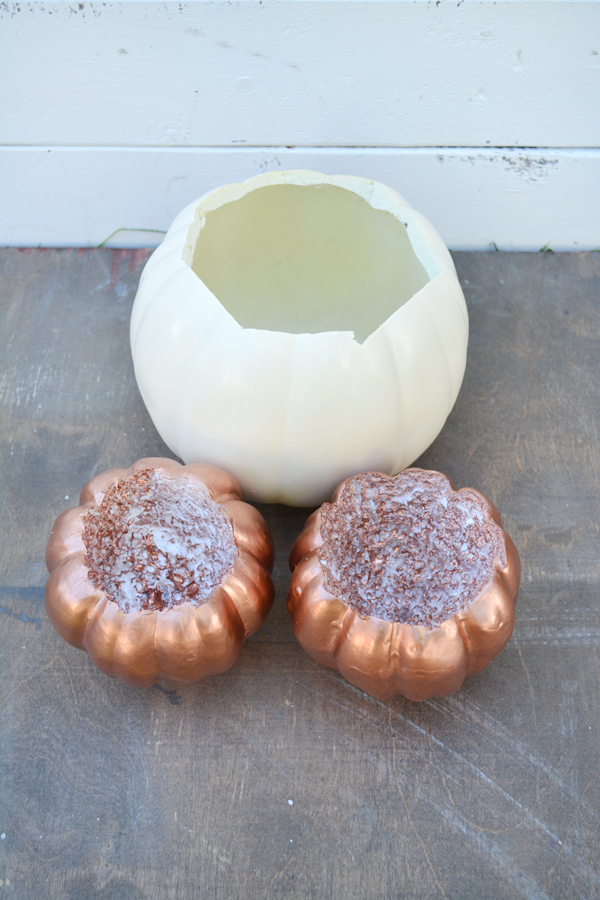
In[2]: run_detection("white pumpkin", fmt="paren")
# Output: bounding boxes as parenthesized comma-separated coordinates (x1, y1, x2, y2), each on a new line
(130, 170, 468, 506)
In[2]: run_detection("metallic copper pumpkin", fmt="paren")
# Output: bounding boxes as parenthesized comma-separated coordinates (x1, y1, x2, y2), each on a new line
(287, 469, 520, 701)
(45, 458, 274, 687)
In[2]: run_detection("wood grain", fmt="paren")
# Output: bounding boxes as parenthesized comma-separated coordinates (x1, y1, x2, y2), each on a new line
(1, 249, 599, 899)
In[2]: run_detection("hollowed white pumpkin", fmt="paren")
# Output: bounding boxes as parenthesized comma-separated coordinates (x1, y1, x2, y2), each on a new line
(130, 170, 468, 506)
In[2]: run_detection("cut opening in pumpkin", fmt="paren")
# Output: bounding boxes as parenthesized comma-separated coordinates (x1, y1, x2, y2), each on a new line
(189, 183, 430, 343)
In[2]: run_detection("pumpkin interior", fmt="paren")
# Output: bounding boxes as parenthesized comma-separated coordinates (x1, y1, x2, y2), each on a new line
(83, 469, 237, 614)
(189, 183, 430, 343)
(318, 471, 505, 627)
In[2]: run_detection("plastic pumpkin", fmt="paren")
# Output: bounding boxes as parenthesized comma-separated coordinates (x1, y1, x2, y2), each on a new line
(45, 458, 274, 687)
(130, 170, 468, 505)
(288, 469, 520, 701)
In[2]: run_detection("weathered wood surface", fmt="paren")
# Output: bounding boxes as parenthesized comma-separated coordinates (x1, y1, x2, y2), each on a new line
(0, 248, 599, 899)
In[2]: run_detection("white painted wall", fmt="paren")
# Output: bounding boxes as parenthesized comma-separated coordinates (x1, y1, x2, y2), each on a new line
(1, 0, 598, 249)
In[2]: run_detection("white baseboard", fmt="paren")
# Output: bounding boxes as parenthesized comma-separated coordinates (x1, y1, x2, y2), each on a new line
(2, 146, 598, 250)
(3, 1, 597, 248)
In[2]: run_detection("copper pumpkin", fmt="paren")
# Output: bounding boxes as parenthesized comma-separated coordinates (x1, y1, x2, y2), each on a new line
(45, 458, 274, 687)
(287, 470, 520, 701)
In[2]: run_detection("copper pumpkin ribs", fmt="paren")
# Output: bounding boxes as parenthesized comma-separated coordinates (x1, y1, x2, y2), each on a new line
(288, 469, 520, 701)
(45, 458, 274, 687)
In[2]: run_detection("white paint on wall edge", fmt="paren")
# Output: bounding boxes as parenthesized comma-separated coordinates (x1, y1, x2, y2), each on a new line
(1, 146, 598, 251)
(2, 1, 599, 149)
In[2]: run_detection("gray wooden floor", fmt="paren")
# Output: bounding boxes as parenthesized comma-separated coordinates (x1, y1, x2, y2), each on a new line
(1, 248, 599, 900)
